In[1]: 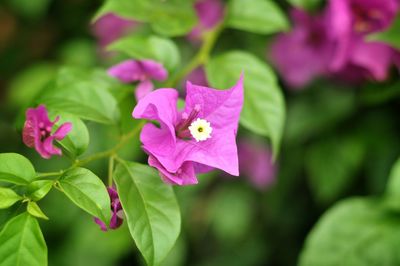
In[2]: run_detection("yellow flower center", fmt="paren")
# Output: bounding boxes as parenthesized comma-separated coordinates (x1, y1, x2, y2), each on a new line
(188, 118, 212, 142)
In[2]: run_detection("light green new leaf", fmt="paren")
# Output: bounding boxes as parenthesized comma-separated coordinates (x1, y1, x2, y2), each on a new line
(299, 198, 400, 266)
(27, 180, 53, 201)
(206, 51, 285, 156)
(96, 0, 197, 37)
(227, 0, 289, 34)
(95, 0, 149, 21)
(0, 212, 47, 266)
(114, 161, 181, 266)
(368, 15, 400, 49)
(0, 187, 22, 209)
(27, 201, 49, 220)
(36, 67, 120, 124)
(384, 157, 400, 211)
(305, 134, 365, 204)
(0, 153, 36, 185)
(149, 1, 197, 37)
(59, 168, 110, 223)
(108, 35, 180, 71)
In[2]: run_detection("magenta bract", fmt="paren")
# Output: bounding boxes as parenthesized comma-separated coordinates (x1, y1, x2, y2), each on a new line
(108, 59, 168, 100)
(133, 75, 244, 185)
(186, 67, 209, 87)
(94, 187, 124, 231)
(326, 0, 398, 81)
(22, 105, 72, 159)
(238, 139, 276, 190)
(188, 0, 225, 41)
(93, 13, 138, 52)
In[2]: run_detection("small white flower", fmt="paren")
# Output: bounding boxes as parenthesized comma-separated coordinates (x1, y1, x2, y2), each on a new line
(188, 118, 212, 142)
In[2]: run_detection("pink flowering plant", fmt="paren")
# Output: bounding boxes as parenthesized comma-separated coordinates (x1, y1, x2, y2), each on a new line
(0, 0, 287, 265)
(2, 0, 400, 265)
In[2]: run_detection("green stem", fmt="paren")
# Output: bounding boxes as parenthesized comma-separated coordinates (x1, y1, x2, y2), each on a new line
(36, 120, 145, 183)
(108, 155, 115, 187)
(74, 150, 111, 167)
(75, 120, 146, 167)
(166, 23, 224, 88)
(36, 171, 63, 178)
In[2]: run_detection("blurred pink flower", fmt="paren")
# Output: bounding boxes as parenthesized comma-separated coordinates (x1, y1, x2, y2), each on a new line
(108, 59, 168, 100)
(132, 75, 244, 185)
(23, 105, 72, 159)
(94, 187, 124, 231)
(269, 9, 334, 89)
(330, 40, 393, 83)
(326, 0, 398, 82)
(238, 139, 276, 190)
(188, 0, 225, 41)
(92, 13, 138, 54)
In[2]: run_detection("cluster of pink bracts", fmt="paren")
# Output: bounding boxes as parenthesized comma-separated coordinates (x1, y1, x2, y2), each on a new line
(22, 0, 279, 232)
(270, 0, 400, 88)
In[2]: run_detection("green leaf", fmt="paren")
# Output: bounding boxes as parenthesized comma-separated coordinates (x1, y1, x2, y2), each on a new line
(0, 208, 17, 231)
(95, 0, 150, 21)
(206, 51, 285, 156)
(52, 112, 90, 158)
(96, 0, 197, 36)
(299, 198, 400, 266)
(227, 0, 289, 34)
(284, 86, 355, 145)
(114, 160, 181, 266)
(361, 114, 400, 194)
(368, 15, 400, 49)
(208, 186, 254, 242)
(50, 217, 133, 266)
(55, 67, 116, 90)
(0, 188, 22, 209)
(27, 202, 49, 220)
(0, 212, 47, 266)
(8, 63, 56, 108)
(108, 35, 180, 71)
(59, 168, 110, 223)
(361, 81, 400, 106)
(7, 0, 51, 19)
(384, 157, 400, 211)
(27, 180, 53, 201)
(286, 0, 323, 10)
(305, 134, 365, 204)
(58, 39, 97, 68)
(0, 153, 36, 185)
(118, 95, 137, 134)
(36, 67, 120, 124)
